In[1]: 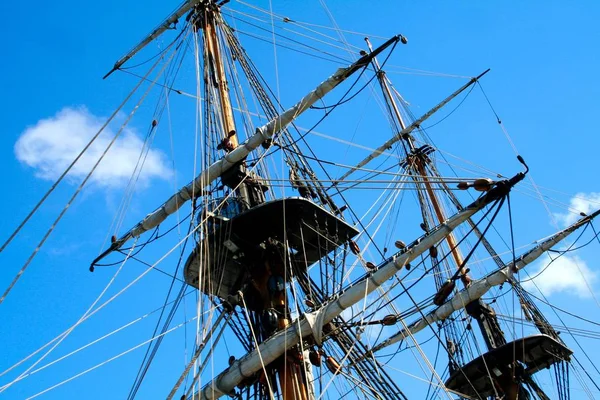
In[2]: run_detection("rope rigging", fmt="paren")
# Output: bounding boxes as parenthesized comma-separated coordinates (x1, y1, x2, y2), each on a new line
(5, 1, 600, 399)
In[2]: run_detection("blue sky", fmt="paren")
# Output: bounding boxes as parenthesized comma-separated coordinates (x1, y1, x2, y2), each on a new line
(1, 1, 599, 399)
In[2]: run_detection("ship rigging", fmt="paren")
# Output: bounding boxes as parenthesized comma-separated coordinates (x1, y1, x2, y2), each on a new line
(1, 1, 600, 400)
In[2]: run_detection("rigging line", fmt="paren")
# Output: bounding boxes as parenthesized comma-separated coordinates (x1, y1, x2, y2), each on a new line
(523, 289, 600, 331)
(476, 80, 576, 274)
(573, 356, 600, 395)
(0, 238, 138, 393)
(119, 24, 187, 71)
(0, 289, 199, 387)
(119, 252, 186, 283)
(267, 143, 479, 182)
(234, 0, 387, 40)
(521, 267, 600, 383)
(519, 223, 589, 283)
(167, 310, 227, 400)
(6, 194, 237, 391)
(0, 33, 186, 306)
(238, 292, 276, 399)
(113, 98, 169, 237)
(112, 40, 189, 238)
(507, 193, 520, 358)
(225, 13, 351, 64)
(24, 314, 203, 400)
(493, 315, 600, 340)
(395, 197, 503, 291)
(126, 284, 187, 399)
(226, 2, 365, 52)
(317, 0, 360, 81)
(233, 28, 349, 65)
(264, 48, 372, 154)
(383, 65, 471, 79)
(377, 329, 441, 360)
(126, 212, 194, 399)
(395, 282, 482, 400)
(419, 83, 477, 130)
(259, 177, 471, 185)
(339, 177, 406, 283)
(333, 366, 387, 398)
(225, 7, 363, 55)
(424, 325, 443, 400)
(0, 30, 180, 256)
(182, 310, 230, 400)
(309, 69, 381, 110)
(375, 359, 477, 400)
(317, 314, 374, 399)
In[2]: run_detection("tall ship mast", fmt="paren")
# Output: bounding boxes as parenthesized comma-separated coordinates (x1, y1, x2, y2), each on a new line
(2, 1, 599, 399)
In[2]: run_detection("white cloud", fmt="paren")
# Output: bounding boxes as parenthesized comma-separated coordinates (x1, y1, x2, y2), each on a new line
(522, 254, 596, 298)
(15, 107, 171, 189)
(554, 192, 600, 226)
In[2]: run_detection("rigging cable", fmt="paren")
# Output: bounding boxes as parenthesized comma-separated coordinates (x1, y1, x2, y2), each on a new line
(0, 30, 189, 306)
(0, 289, 196, 386)
(0, 239, 139, 393)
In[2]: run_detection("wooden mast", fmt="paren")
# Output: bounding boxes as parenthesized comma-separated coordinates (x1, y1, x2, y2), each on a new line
(200, 3, 310, 398)
(365, 38, 528, 400)
(364, 38, 469, 284)
(202, 6, 238, 148)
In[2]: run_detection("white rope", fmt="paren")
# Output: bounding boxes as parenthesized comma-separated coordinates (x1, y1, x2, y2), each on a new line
(239, 292, 276, 399)
(25, 314, 201, 399)
(0, 238, 138, 393)
(2, 296, 215, 390)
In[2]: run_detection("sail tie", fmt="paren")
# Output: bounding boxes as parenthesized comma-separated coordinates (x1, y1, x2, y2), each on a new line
(305, 308, 328, 345)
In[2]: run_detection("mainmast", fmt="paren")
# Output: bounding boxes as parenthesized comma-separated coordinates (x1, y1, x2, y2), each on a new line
(194, 2, 309, 398)
(194, 1, 265, 211)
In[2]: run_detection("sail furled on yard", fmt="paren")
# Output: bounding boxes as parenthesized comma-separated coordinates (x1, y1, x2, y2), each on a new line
(370, 208, 600, 354)
(96, 36, 402, 261)
(196, 169, 526, 399)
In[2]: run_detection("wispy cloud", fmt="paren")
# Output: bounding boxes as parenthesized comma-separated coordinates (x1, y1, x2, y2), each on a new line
(15, 107, 171, 189)
(554, 192, 600, 226)
(522, 254, 596, 298)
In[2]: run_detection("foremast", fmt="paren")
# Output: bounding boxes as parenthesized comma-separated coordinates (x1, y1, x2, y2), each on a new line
(361, 40, 578, 400)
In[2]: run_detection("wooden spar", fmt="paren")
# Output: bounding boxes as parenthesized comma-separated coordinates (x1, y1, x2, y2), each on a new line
(203, 11, 238, 148)
(91, 35, 401, 266)
(369, 208, 600, 355)
(195, 171, 525, 399)
(365, 38, 469, 284)
(336, 68, 490, 183)
(103, 0, 203, 79)
(365, 38, 408, 132)
(414, 162, 469, 284)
